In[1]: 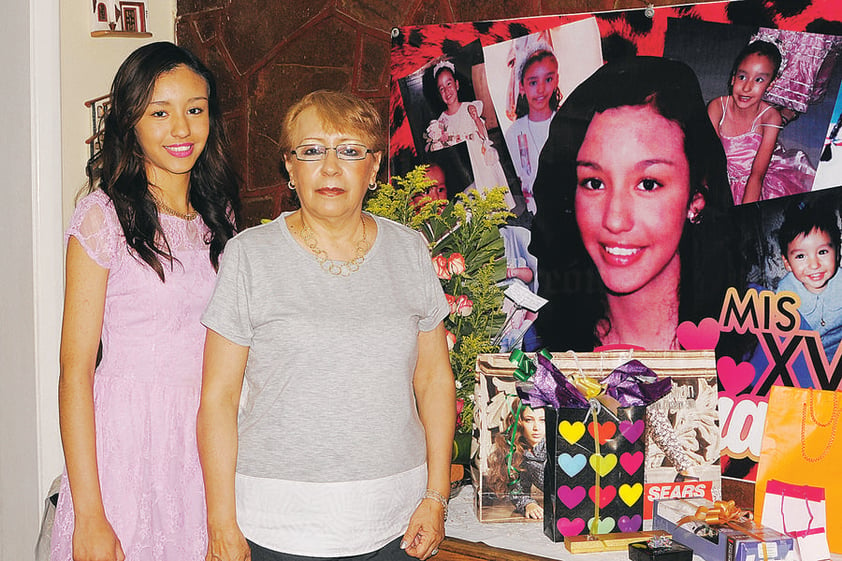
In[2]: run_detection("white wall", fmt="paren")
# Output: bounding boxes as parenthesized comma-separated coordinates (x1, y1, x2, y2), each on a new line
(0, 0, 174, 557)
(0, 0, 62, 557)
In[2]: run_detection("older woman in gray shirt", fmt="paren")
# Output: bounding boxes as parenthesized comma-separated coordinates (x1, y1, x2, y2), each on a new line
(198, 90, 455, 561)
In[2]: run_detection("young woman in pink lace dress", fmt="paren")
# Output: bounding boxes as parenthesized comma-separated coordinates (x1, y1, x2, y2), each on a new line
(51, 42, 239, 561)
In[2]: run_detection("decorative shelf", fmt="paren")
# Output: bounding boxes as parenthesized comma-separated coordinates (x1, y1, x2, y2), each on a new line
(90, 30, 152, 38)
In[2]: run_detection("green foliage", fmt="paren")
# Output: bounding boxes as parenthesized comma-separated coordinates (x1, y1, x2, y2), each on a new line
(366, 165, 511, 432)
(364, 165, 443, 231)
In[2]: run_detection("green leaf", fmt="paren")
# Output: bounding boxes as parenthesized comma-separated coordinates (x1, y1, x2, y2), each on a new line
(366, 167, 511, 435)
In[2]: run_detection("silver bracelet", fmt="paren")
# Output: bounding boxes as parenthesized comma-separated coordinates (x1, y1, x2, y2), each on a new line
(423, 488, 449, 520)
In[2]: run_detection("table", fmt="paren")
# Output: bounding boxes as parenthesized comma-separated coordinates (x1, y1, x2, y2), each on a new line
(438, 537, 557, 561)
(441, 485, 626, 561)
(440, 485, 842, 561)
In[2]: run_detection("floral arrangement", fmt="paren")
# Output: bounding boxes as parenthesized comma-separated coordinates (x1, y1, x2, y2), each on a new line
(366, 165, 510, 432)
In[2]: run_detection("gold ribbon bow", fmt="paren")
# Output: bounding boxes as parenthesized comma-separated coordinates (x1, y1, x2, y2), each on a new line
(676, 500, 744, 527)
(677, 500, 770, 560)
(571, 373, 604, 401)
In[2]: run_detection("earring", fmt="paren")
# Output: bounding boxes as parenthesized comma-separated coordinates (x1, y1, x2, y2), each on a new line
(368, 183, 377, 191)
(288, 180, 295, 190)
(687, 210, 701, 224)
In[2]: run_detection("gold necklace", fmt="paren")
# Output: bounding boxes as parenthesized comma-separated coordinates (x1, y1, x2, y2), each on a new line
(297, 215, 369, 276)
(151, 192, 198, 220)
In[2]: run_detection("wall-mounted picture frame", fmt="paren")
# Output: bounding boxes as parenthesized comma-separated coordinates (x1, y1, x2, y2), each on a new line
(84, 94, 109, 159)
(90, 0, 151, 37)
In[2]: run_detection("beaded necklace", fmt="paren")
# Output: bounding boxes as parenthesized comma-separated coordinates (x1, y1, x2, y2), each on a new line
(296, 214, 370, 276)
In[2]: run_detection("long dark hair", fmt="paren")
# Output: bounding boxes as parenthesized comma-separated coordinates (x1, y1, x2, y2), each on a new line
(486, 398, 533, 497)
(530, 56, 736, 351)
(514, 49, 562, 119)
(87, 41, 240, 280)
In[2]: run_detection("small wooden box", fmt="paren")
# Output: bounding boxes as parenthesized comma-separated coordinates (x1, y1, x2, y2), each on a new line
(564, 530, 669, 554)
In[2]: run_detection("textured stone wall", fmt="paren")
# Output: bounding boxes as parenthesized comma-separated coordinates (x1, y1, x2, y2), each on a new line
(175, 0, 713, 226)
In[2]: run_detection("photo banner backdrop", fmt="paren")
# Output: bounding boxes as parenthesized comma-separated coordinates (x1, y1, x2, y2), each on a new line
(708, 186, 842, 480)
(389, 0, 842, 481)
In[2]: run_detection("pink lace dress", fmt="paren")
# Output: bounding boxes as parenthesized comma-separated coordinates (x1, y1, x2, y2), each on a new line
(50, 190, 215, 561)
(717, 97, 816, 203)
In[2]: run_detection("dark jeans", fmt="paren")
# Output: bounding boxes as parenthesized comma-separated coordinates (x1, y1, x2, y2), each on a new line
(247, 537, 415, 561)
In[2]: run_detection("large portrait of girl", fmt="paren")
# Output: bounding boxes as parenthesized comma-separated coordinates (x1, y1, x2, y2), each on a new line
(531, 56, 737, 353)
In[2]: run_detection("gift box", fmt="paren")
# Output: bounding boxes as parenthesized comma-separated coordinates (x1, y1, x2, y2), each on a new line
(472, 350, 719, 527)
(629, 536, 693, 561)
(653, 498, 793, 561)
(471, 365, 545, 523)
(563, 530, 669, 554)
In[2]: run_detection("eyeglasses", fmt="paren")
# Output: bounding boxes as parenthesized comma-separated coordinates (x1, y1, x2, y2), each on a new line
(290, 143, 373, 161)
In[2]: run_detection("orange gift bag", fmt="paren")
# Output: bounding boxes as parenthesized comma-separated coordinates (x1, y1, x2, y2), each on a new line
(755, 385, 842, 553)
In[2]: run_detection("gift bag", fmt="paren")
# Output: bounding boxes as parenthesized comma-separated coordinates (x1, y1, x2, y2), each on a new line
(519, 350, 720, 524)
(640, 354, 720, 522)
(761, 480, 831, 561)
(506, 351, 672, 541)
(545, 403, 647, 541)
(755, 386, 842, 553)
(472, 367, 546, 522)
(473, 350, 719, 527)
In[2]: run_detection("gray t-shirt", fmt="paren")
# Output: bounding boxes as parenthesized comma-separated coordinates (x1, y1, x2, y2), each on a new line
(202, 212, 449, 483)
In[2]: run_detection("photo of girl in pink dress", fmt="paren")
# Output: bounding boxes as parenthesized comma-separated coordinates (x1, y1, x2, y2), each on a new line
(708, 40, 816, 204)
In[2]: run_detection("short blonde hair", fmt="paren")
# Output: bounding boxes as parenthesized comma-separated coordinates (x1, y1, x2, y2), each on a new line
(280, 90, 384, 154)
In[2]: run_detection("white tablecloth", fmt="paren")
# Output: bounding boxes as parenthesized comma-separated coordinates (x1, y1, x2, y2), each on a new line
(445, 485, 627, 560)
(444, 485, 840, 561)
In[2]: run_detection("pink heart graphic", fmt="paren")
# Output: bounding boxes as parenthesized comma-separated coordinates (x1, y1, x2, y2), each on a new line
(557, 485, 586, 509)
(677, 317, 721, 350)
(717, 356, 755, 394)
(557, 517, 586, 536)
(588, 485, 616, 508)
(619, 419, 644, 444)
(620, 451, 644, 475)
(618, 514, 642, 532)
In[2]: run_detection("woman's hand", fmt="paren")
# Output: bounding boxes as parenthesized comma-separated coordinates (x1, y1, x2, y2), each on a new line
(198, 330, 250, 561)
(524, 502, 544, 519)
(401, 499, 445, 560)
(61, 237, 116, 561)
(72, 514, 125, 561)
(206, 525, 251, 561)
(409, 323, 455, 559)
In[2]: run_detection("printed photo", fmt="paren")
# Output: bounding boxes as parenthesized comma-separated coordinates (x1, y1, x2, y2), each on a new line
(473, 369, 546, 523)
(664, 18, 842, 204)
(530, 55, 735, 353)
(483, 18, 603, 217)
(397, 40, 518, 212)
(813, 86, 842, 190)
